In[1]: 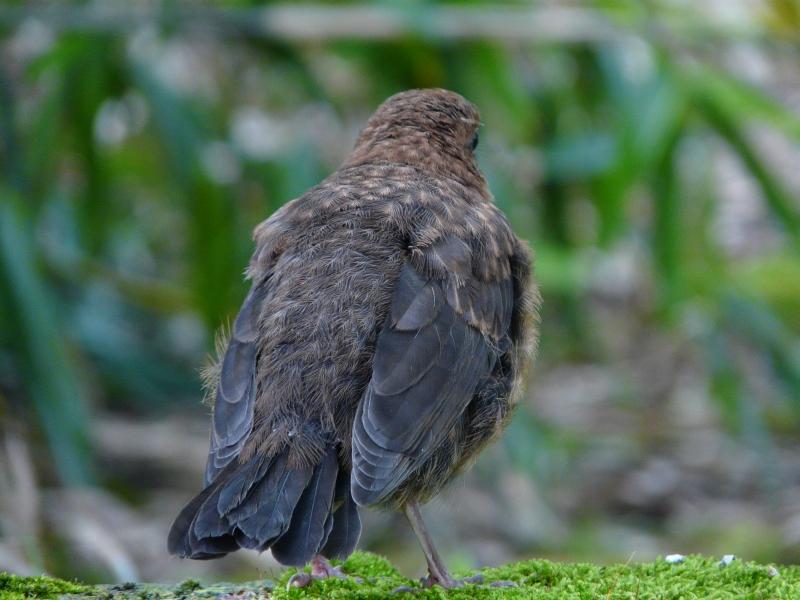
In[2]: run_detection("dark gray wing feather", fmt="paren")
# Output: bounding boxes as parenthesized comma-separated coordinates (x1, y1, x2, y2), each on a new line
(351, 254, 513, 506)
(205, 280, 268, 485)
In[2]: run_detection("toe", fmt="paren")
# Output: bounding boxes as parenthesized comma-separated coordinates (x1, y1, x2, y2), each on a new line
(421, 574, 464, 589)
(392, 585, 417, 594)
(490, 580, 518, 588)
(287, 572, 314, 589)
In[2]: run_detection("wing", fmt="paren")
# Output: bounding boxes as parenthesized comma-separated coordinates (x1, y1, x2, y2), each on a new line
(204, 278, 269, 485)
(351, 236, 514, 505)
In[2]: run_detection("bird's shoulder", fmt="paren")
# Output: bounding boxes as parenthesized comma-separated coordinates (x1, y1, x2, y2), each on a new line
(397, 179, 523, 286)
(336, 164, 524, 282)
(245, 164, 413, 279)
(247, 163, 526, 285)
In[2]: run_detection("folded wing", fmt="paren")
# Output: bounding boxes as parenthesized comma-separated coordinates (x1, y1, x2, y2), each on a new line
(204, 280, 269, 485)
(351, 237, 514, 505)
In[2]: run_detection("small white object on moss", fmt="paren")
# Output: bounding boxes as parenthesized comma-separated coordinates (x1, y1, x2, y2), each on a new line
(719, 554, 737, 567)
(665, 554, 685, 564)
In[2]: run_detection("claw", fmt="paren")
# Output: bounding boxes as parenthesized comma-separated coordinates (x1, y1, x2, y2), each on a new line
(286, 572, 313, 589)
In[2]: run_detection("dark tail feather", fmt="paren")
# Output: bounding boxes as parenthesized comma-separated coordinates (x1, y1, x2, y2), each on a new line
(319, 511, 335, 553)
(186, 529, 239, 559)
(320, 468, 362, 559)
(168, 446, 352, 565)
(168, 452, 292, 559)
(168, 461, 240, 559)
(271, 447, 339, 566)
(216, 455, 272, 515)
(231, 453, 312, 549)
(168, 476, 218, 557)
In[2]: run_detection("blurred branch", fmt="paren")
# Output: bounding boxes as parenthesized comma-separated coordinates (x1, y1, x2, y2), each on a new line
(0, 4, 779, 43)
(0, 5, 619, 42)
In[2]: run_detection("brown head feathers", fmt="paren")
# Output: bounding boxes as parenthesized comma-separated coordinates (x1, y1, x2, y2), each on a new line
(345, 89, 487, 196)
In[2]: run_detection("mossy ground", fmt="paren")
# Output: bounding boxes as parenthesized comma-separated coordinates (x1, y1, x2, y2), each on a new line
(274, 552, 799, 600)
(0, 572, 90, 600)
(2, 552, 799, 599)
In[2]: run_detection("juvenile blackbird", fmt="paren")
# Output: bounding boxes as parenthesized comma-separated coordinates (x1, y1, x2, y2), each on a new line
(168, 88, 539, 588)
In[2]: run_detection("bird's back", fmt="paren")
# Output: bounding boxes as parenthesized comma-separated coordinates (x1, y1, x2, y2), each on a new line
(241, 165, 411, 469)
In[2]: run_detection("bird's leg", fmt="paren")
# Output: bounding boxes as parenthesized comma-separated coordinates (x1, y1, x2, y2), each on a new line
(286, 555, 347, 589)
(404, 500, 460, 588)
(402, 500, 517, 590)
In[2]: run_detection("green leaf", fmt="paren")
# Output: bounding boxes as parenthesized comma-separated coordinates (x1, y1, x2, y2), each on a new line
(0, 191, 93, 484)
(694, 81, 800, 250)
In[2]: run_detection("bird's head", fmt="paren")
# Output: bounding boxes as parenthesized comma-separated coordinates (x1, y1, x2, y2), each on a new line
(345, 89, 487, 196)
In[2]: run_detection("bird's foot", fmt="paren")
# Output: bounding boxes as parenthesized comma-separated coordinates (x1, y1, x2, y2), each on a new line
(286, 555, 350, 589)
(419, 572, 518, 589)
(311, 555, 346, 579)
(420, 573, 463, 589)
(421, 571, 477, 589)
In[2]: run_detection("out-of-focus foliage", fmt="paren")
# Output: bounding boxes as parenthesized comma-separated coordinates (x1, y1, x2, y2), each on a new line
(0, 0, 799, 584)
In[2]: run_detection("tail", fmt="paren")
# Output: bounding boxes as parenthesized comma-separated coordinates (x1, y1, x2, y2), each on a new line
(168, 447, 362, 566)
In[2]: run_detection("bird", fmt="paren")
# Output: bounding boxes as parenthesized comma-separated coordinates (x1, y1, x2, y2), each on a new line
(167, 88, 539, 588)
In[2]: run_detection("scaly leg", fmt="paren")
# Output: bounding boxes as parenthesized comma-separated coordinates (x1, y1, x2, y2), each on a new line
(403, 500, 518, 590)
(404, 500, 460, 588)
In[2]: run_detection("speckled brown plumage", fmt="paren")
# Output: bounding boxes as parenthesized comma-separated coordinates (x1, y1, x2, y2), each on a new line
(168, 89, 540, 576)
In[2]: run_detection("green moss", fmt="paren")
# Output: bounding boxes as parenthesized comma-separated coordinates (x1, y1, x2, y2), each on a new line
(0, 572, 93, 600)
(4, 553, 800, 599)
(272, 552, 800, 600)
(174, 579, 201, 595)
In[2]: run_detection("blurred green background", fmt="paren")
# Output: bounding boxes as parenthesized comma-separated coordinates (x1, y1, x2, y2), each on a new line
(1, 0, 800, 585)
